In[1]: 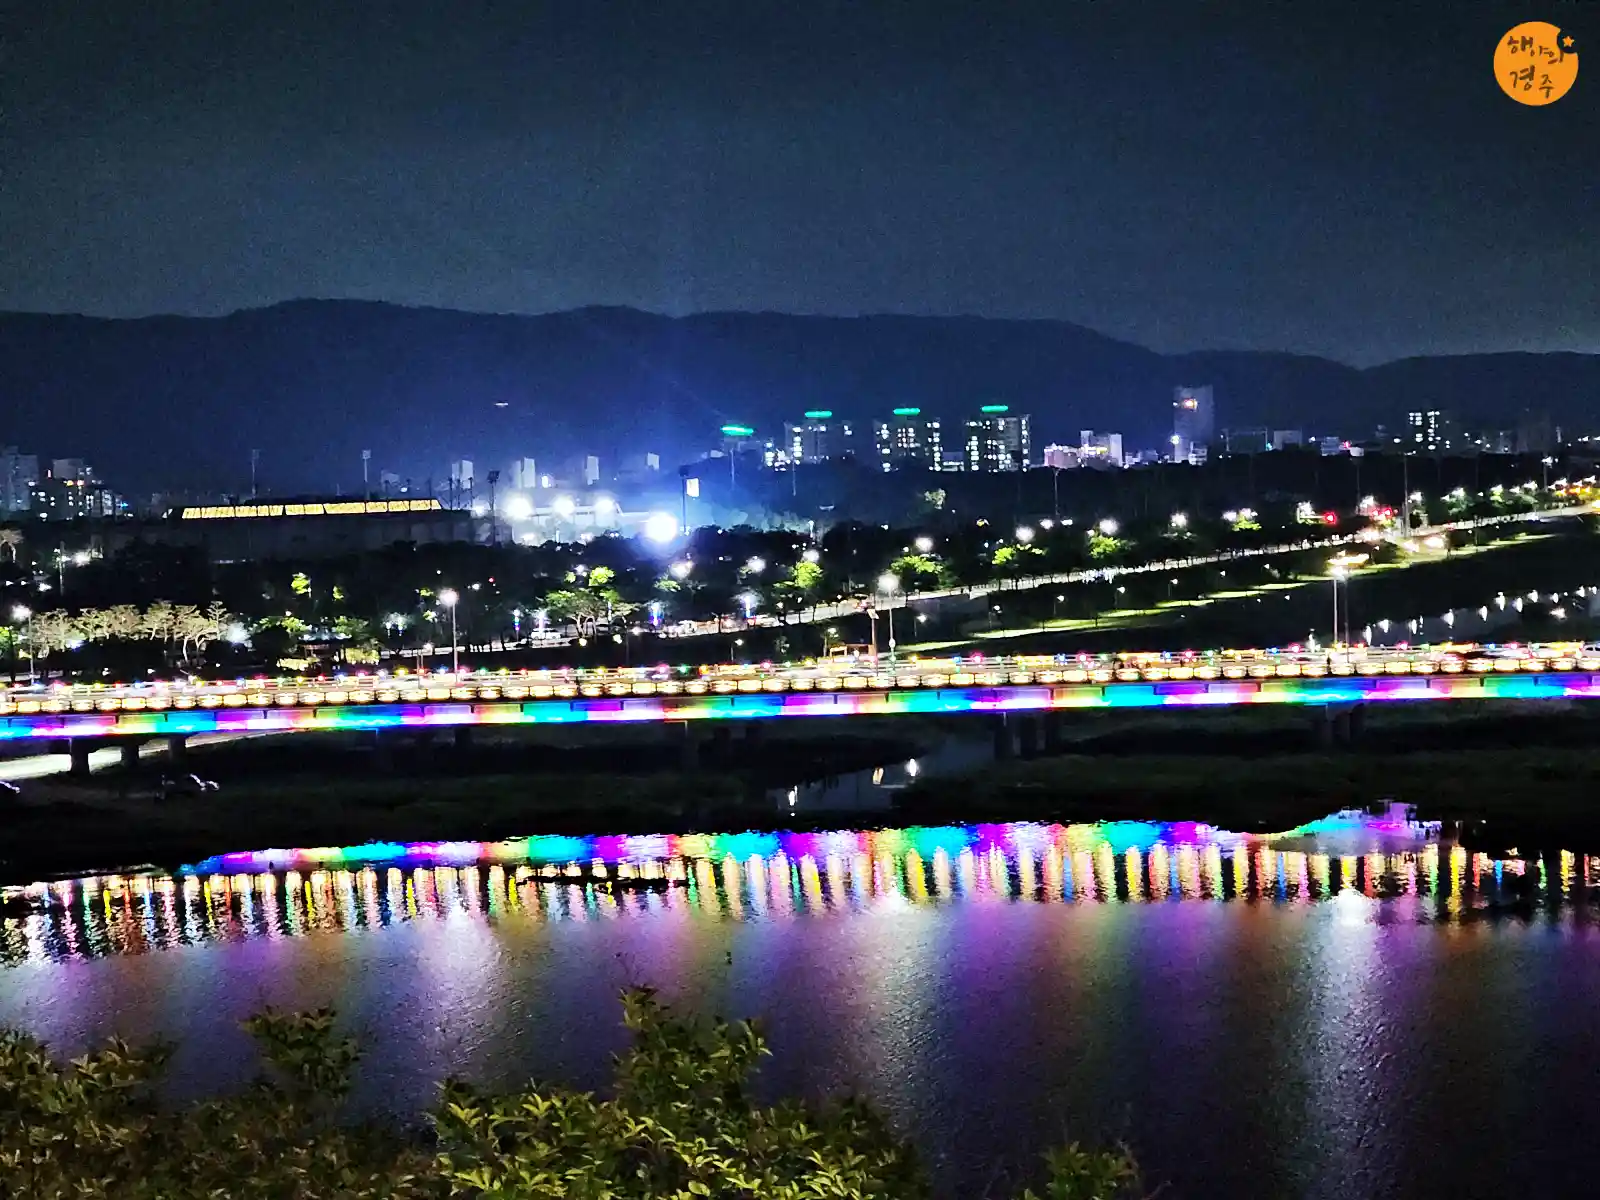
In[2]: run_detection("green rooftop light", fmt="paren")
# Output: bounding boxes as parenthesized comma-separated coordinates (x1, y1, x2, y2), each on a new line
(980, 404, 1009, 414)
(803, 410, 833, 419)
(892, 407, 922, 416)
(720, 424, 755, 437)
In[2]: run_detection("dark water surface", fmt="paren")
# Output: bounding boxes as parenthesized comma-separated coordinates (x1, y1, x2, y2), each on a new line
(5, 811, 1600, 1198)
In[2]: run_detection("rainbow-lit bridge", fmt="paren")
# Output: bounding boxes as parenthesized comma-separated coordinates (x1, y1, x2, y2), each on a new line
(4, 643, 1600, 773)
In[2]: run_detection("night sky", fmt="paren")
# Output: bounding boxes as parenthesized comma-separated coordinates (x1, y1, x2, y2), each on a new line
(2, 1, 1595, 364)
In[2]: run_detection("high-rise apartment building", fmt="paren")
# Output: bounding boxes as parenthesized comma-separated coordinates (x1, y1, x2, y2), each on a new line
(1406, 409, 1458, 452)
(30, 458, 114, 519)
(1515, 412, 1558, 456)
(873, 408, 943, 471)
(964, 406, 1031, 472)
(784, 413, 856, 464)
(509, 457, 538, 490)
(0, 448, 38, 515)
(1078, 430, 1124, 467)
(1172, 386, 1215, 463)
(1401, 412, 1465, 454)
(1221, 428, 1270, 455)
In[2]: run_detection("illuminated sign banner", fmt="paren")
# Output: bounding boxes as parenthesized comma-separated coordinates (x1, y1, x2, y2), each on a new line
(180, 499, 444, 520)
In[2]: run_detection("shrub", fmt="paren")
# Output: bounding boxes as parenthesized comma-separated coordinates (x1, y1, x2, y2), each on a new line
(0, 989, 1143, 1199)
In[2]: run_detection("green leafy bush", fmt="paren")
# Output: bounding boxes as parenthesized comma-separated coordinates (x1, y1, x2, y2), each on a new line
(0, 989, 1143, 1199)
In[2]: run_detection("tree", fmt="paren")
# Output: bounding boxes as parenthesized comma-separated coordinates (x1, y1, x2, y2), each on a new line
(1088, 533, 1124, 561)
(75, 608, 113, 644)
(992, 544, 1044, 576)
(774, 558, 825, 617)
(0, 528, 21, 563)
(331, 615, 380, 664)
(0, 991, 1144, 1199)
(173, 604, 230, 665)
(545, 588, 607, 636)
(27, 610, 75, 656)
(105, 604, 142, 641)
(889, 553, 943, 588)
(140, 601, 175, 646)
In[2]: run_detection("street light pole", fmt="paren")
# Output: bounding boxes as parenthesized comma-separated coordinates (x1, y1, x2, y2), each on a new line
(1331, 571, 1340, 647)
(877, 573, 900, 665)
(11, 606, 33, 683)
(439, 588, 460, 674)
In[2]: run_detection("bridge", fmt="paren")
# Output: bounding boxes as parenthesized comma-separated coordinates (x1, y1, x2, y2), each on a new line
(3, 643, 1598, 774)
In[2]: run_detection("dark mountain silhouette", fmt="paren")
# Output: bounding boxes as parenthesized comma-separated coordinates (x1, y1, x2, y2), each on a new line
(0, 301, 1595, 495)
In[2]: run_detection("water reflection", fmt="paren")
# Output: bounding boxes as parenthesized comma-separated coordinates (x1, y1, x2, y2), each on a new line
(4, 809, 1589, 967)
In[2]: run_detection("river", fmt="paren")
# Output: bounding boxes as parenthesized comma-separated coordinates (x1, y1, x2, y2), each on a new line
(4, 806, 1600, 1198)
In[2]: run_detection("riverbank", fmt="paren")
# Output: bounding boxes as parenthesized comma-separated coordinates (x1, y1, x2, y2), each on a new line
(896, 746, 1600, 831)
(894, 702, 1600, 840)
(0, 725, 929, 885)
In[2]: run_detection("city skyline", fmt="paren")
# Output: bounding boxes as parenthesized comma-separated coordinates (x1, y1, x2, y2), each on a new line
(3, 300, 1597, 498)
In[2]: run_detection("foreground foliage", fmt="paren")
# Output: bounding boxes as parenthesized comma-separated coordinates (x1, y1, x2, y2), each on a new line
(0, 989, 1141, 1199)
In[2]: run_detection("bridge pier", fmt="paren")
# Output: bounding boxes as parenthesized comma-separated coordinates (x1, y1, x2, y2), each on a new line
(1334, 705, 1364, 748)
(362, 729, 393, 773)
(118, 740, 143, 771)
(1017, 715, 1040, 760)
(453, 725, 474, 752)
(68, 738, 93, 779)
(1312, 708, 1334, 750)
(166, 735, 189, 766)
(1312, 704, 1365, 750)
(1042, 709, 1064, 755)
(669, 722, 700, 771)
(1333, 710, 1352, 746)
(743, 722, 763, 747)
(992, 714, 1014, 761)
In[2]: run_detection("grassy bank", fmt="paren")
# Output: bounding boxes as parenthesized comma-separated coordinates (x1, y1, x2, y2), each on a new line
(897, 703, 1600, 833)
(903, 524, 1600, 656)
(896, 747, 1600, 832)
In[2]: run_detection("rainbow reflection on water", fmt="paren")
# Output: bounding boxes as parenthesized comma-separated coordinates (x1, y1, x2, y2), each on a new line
(9, 807, 1589, 970)
(172, 804, 1436, 878)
